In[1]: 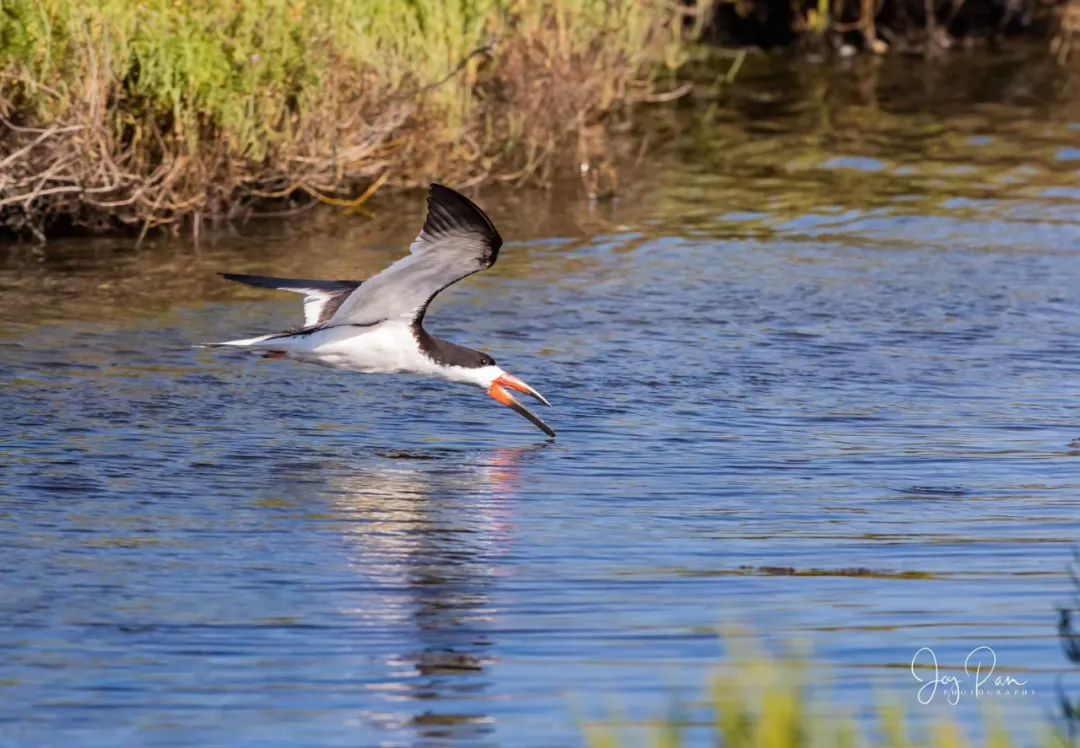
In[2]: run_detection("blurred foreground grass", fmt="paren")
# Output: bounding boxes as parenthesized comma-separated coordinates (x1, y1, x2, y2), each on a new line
(583, 647, 1060, 748)
(0, 0, 693, 236)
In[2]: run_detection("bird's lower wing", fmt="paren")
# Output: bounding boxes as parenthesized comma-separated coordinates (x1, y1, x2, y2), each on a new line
(221, 273, 362, 326)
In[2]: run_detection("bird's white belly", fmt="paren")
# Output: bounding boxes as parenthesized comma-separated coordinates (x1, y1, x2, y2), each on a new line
(284, 323, 436, 376)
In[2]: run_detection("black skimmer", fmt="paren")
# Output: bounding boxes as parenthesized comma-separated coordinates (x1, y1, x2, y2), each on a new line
(208, 184, 555, 437)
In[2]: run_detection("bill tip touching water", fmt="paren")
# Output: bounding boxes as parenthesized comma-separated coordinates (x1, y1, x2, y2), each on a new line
(205, 183, 556, 438)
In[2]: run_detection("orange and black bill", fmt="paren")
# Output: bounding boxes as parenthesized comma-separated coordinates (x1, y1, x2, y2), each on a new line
(488, 374, 555, 437)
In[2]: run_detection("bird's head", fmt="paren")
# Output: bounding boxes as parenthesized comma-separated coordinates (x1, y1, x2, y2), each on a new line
(449, 353, 554, 438)
(425, 338, 554, 438)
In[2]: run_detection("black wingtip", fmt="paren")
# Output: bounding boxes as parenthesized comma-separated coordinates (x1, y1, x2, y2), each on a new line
(425, 183, 503, 255)
(219, 273, 362, 292)
(221, 272, 266, 286)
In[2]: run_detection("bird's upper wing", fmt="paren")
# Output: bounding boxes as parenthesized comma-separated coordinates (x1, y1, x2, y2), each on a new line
(221, 274, 363, 326)
(326, 184, 503, 326)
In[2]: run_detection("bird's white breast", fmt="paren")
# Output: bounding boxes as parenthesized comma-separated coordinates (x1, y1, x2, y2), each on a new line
(281, 322, 445, 378)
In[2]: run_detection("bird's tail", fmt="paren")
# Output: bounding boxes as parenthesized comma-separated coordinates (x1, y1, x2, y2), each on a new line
(198, 333, 278, 349)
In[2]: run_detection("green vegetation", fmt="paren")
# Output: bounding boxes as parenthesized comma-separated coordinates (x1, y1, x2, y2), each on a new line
(0, 0, 693, 236)
(582, 646, 1057, 748)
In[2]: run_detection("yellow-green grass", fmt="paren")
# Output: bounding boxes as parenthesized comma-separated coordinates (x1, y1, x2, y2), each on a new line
(0, 0, 695, 236)
(582, 647, 1060, 748)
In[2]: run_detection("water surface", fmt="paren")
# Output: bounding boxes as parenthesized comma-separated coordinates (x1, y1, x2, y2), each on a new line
(2, 48, 1080, 746)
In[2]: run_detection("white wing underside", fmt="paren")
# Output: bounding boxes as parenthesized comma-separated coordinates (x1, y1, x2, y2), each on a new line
(299, 290, 341, 326)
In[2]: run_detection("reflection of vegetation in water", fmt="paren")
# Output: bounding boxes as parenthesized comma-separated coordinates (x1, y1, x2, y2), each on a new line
(582, 641, 1053, 748)
(703, 0, 1070, 57)
(640, 49, 1080, 241)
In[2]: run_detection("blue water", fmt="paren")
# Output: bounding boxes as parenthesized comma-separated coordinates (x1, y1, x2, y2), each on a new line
(2, 54, 1080, 746)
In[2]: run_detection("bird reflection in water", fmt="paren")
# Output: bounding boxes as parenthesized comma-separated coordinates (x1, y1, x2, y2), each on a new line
(322, 444, 544, 741)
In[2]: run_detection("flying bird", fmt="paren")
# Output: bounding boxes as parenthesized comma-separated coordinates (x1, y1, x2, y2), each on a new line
(207, 184, 554, 437)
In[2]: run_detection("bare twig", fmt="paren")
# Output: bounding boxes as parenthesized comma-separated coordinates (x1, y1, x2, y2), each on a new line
(0, 125, 84, 170)
(419, 45, 495, 93)
(0, 185, 84, 208)
(639, 82, 694, 103)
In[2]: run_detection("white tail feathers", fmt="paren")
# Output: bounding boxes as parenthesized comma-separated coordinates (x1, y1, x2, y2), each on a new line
(203, 333, 277, 348)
